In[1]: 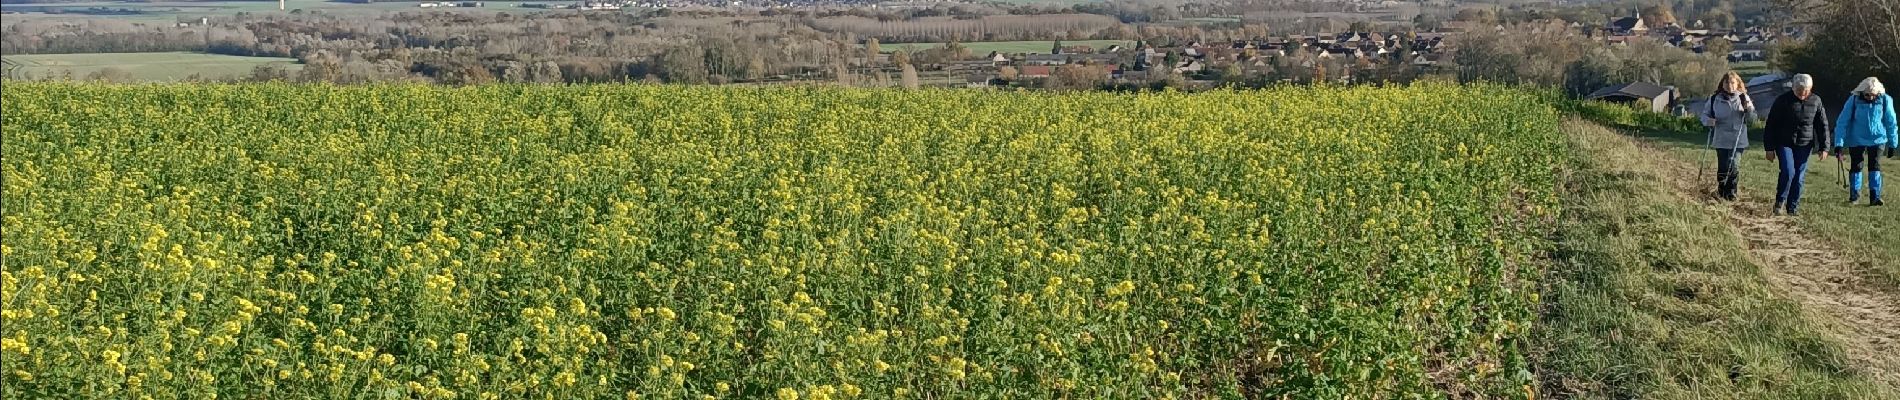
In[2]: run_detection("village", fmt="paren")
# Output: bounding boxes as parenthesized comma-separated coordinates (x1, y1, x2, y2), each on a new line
(840, 14, 1797, 94)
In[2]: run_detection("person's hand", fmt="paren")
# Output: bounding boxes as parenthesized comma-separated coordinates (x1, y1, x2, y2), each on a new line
(1701, 116, 1716, 127)
(1766, 151, 1777, 162)
(1831, 148, 1844, 159)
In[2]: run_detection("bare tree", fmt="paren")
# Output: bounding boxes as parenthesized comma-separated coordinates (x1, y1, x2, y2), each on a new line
(901, 63, 920, 89)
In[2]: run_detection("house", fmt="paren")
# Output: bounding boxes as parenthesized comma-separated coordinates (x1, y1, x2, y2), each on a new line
(1609, 16, 1648, 35)
(1172, 59, 1203, 74)
(966, 74, 994, 88)
(1247, 57, 1274, 70)
(1586, 82, 1677, 113)
(1256, 45, 1287, 57)
(1319, 47, 1363, 59)
(1729, 42, 1768, 61)
(578, 1, 621, 10)
(1360, 44, 1387, 57)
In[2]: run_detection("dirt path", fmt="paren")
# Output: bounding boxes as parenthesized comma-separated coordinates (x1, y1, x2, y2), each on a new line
(1634, 133, 1900, 386)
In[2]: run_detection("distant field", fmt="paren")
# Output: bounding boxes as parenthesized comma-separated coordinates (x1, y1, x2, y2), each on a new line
(1731, 61, 1774, 78)
(0, 0, 502, 21)
(876, 40, 1135, 55)
(981, 0, 1103, 5)
(2, 52, 301, 81)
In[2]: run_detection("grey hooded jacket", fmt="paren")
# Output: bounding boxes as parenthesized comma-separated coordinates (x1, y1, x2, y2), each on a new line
(1704, 92, 1756, 149)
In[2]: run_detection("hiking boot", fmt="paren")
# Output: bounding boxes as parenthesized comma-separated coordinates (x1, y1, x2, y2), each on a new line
(1872, 172, 1884, 206)
(1873, 198, 1886, 206)
(1773, 202, 1785, 215)
(1849, 172, 1863, 204)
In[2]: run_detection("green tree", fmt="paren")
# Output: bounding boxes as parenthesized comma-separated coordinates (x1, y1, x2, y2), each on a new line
(1702, 37, 1733, 61)
(1640, 4, 1677, 27)
(1220, 63, 1246, 85)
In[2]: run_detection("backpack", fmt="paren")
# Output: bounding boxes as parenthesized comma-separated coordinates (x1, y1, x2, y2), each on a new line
(1843, 94, 1889, 145)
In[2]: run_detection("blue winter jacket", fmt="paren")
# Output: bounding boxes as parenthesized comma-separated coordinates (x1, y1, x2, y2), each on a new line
(1833, 93, 1898, 148)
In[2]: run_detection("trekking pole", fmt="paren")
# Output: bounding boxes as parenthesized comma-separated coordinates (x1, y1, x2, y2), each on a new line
(1700, 128, 1712, 197)
(1699, 149, 1711, 196)
(1838, 151, 1847, 189)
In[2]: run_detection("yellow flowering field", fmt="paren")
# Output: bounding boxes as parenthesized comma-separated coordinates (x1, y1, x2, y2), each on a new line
(1, 83, 1562, 399)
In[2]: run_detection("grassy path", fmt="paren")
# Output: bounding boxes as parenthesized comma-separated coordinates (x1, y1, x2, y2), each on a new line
(1537, 119, 1897, 399)
(1627, 124, 1900, 386)
(1585, 113, 1900, 283)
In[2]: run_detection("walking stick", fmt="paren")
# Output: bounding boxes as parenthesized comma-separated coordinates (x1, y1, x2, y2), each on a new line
(1839, 151, 1847, 190)
(1710, 127, 1725, 197)
(1700, 148, 1712, 197)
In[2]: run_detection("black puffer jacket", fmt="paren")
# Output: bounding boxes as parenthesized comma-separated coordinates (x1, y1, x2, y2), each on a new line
(1764, 92, 1831, 152)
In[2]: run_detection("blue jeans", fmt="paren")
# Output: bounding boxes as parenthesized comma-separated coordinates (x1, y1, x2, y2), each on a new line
(1774, 146, 1813, 211)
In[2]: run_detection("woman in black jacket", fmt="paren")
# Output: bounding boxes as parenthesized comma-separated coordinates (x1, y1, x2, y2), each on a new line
(1762, 73, 1833, 216)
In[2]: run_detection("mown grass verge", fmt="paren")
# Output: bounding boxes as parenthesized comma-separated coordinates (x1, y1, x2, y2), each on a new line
(1575, 102, 1900, 285)
(1535, 119, 1895, 399)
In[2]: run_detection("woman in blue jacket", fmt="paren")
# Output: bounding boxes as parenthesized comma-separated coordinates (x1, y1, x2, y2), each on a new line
(1833, 77, 1899, 206)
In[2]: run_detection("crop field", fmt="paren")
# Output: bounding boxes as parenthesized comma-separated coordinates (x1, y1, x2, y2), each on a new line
(2, 52, 302, 82)
(1, 83, 1563, 399)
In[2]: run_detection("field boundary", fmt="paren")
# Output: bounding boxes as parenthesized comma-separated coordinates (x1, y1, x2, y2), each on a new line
(1611, 122, 1900, 388)
(1535, 119, 1895, 399)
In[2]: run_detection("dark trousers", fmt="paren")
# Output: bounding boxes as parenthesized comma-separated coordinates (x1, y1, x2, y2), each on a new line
(1715, 148, 1742, 199)
(1775, 145, 1812, 211)
(1849, 146, 1884, 172)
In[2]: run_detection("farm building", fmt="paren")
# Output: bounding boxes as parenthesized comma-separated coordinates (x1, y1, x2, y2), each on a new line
(1587, 82, 1677, 113)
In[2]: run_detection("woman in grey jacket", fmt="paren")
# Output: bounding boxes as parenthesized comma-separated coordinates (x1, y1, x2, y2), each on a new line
(1702, 72, 1756, 201)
